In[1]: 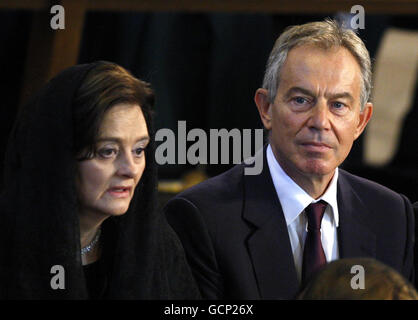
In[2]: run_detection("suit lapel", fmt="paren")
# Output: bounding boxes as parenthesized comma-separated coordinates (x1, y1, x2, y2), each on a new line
(337, 171, 376, 259)
(242, 148, 299, 299)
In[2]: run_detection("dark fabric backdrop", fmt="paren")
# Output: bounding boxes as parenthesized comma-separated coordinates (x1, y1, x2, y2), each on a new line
(0, 10, 417, 201)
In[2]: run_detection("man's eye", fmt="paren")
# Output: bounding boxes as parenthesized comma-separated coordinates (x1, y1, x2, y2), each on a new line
(294, 97, 309, 104)
(97, 148, 118, 158)
(332, 102, 345, 109)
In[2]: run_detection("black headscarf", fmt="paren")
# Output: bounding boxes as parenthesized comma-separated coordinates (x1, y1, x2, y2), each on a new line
(0, 62, 200, 299)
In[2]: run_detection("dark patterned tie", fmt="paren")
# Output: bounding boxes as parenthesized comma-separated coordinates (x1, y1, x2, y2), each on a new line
(302, 200, 328, 285)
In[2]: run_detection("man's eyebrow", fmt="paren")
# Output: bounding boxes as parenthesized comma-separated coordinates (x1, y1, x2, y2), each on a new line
(325, 91, 354, 102)
(284, 87, 354, 102)
(96, 136, 150, 143)
(284, 87, 315, 99)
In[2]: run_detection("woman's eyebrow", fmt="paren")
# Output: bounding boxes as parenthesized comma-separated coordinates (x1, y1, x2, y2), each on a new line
(96, 135, 150, 143)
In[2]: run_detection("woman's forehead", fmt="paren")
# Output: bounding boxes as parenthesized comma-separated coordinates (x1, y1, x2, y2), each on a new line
(98, 103, 148, 140)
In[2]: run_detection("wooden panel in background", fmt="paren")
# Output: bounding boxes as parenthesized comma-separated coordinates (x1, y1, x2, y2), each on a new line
(18, 0, 87, 106)
(0, 0, 416, 106)
(0, 0, 417, 14)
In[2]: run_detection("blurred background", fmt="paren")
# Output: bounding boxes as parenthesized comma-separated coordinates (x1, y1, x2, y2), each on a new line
(0, 0, 417, 205)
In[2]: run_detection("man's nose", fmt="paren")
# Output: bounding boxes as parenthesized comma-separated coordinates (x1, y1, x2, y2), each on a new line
(307, 99, 331, 131)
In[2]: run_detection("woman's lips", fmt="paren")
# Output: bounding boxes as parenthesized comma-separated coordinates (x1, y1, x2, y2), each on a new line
(107, 186, 132, 198)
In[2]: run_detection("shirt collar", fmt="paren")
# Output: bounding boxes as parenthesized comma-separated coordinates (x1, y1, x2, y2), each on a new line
(266, 144, 339, 227)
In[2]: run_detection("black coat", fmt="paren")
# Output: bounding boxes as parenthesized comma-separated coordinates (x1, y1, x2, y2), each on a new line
(165, 148, 415, 299)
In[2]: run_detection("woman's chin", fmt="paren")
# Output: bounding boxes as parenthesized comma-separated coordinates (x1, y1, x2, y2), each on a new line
(95, 205, 129, 218)
(107, 208, 129, 217)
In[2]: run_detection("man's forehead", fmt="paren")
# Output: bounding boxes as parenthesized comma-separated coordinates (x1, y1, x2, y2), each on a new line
(286, 44, 358, 66)
(279, 44, 362, 91)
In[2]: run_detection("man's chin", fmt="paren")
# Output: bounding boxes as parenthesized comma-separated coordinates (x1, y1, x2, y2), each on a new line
(299, 161, 335, 178)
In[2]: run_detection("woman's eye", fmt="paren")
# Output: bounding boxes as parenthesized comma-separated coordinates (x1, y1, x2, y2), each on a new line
(133, 147, 144, 157)
(97, 148, 118, 158)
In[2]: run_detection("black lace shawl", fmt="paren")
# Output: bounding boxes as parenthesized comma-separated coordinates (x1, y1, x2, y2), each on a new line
(0, 62, 200, 299)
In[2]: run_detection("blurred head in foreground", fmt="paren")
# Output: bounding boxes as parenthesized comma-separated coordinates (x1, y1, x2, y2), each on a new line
(297, 258, 418, 300)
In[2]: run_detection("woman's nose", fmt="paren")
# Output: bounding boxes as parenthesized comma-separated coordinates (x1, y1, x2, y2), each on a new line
(117, 152, 139, 178)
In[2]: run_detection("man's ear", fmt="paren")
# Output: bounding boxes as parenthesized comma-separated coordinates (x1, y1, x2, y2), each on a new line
(254, 88, 273, 130)
(354, 102, 373, 140)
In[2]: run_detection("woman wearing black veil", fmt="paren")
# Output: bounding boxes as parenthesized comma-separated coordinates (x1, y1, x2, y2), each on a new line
(0, 61, 200, 299)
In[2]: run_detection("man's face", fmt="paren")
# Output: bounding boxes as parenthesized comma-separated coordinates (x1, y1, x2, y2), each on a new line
(256, 44, 372, 182)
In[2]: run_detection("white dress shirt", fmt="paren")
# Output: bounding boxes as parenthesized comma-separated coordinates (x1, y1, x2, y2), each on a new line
(266, 144, 340, 283)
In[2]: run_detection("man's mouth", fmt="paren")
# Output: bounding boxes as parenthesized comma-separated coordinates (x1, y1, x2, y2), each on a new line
(300, 141, 332, 152)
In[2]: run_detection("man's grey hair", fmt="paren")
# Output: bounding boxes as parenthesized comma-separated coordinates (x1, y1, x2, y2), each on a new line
(262, 19, 372, 110)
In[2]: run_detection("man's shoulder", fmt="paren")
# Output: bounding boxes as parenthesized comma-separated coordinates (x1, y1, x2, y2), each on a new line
(164, 164, 248, 229)
(339, 168, 408, 204)
(173, 163, 245, 205)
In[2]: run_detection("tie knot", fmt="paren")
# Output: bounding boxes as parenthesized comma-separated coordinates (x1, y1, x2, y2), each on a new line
(305, 200, 327, 231)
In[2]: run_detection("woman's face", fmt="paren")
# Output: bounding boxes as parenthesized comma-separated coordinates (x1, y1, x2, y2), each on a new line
(76, 103, 149, 220)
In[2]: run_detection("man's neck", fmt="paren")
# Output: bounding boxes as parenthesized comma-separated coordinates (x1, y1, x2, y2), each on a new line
(289, 171, 334, 199)
(271, 149, 335, 199)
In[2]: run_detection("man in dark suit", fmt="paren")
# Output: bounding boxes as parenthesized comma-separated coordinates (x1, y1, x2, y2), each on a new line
(414, 202, 418, 289)
(164, 19, 415, 299)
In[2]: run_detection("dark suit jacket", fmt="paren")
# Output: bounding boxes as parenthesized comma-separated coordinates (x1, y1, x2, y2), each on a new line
(414, 202, 418, 289)
(165, 149, 415, 299)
